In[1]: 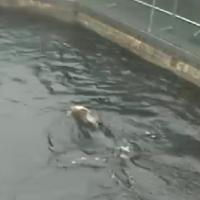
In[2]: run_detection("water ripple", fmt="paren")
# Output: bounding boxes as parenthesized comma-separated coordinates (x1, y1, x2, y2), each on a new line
(0, 10, 200, 200)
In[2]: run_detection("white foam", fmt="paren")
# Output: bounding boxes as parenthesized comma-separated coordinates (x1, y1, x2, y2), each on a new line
(71, 160, 77, 164)
(80, 157, 87, 160)
(120, 146, 130, 153)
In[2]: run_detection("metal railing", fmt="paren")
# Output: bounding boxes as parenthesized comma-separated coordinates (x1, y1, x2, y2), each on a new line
(131, 0, 200, 36)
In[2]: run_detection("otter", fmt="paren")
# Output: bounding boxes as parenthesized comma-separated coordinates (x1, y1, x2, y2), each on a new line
(67, 105, 101, 129)
(67, 105, 114, 139)
(65, 105, 116, 156)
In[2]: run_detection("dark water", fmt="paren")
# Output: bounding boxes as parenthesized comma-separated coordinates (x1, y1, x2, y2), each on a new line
(0, 9, 200, 200)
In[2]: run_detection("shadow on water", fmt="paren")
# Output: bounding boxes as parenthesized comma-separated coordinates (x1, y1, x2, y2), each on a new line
(164, 129, 200, 159)
(0, 9, 200, 200)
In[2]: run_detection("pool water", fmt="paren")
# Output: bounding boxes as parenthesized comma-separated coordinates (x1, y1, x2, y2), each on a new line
(0, 9, 200, 200)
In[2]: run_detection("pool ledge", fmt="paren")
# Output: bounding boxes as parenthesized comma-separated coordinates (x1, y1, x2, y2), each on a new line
(1, 0, 200, 87)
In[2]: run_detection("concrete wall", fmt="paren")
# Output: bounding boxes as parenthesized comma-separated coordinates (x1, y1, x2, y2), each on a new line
(77, 13, 200, 87)
(0, 0, 200, 87)
(0, 0, 77, 22)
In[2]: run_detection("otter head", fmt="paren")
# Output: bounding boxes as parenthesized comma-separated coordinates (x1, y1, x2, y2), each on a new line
(67, 105, 101, 129)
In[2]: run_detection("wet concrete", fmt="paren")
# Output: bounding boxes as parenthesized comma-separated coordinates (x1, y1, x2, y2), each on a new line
(0, 10, 200, 200)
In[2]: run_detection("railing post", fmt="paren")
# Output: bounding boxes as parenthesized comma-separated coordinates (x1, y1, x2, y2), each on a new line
(131, 0, 200, 32)
(193, 29, 200, 37)
(147, 0, 156, 33)
(160, 0, 178, 31)
(171, 0, 178, 26)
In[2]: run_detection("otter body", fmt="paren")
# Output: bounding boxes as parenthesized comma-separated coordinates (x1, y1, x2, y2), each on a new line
(66, 105, 115, 153)
(67, 105, 101, 129)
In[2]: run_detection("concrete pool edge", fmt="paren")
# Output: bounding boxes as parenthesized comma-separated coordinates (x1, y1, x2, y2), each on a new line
(77, 12, 200, 87)
(0, 0, 77, 23)
(1, 0, 200, 87)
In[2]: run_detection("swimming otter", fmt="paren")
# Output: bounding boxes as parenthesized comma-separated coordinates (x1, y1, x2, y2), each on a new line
(67, 105, 114, 139)
(67, 105, 101, 130)
(65, 104, 115, 155)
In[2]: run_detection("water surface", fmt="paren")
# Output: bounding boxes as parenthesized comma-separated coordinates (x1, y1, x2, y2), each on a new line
(0, 9, 200, 200)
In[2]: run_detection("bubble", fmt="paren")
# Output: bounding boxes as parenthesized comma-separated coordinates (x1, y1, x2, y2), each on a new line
(94, 157, 100, 161)
(71, 160, 76, 164)
(151, 135, 156, 139)
(145, 130, 151, 135)
(80, 156, 87, 160)
(120, 153, 129, 159)
(120, 146, 130, 153)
